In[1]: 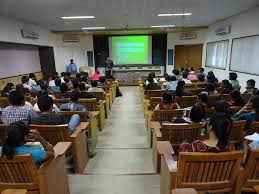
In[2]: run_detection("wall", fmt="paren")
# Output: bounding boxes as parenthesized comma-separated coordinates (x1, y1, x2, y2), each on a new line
(203, 6, 259, 91)
(166, 29, 208, 73)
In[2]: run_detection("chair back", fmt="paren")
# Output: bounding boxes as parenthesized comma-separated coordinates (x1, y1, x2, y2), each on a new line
(145, 90, 164, 99)
(87, 92, 105, 101)
(175, 96, 197, 108)
(207, 95, 221, 107)
(241, 93, 253, 103)
(176, 151, 243, 192)
(243, 150, 259, 190)
(59, 111, 88, 122)
(221, 94, 231, 102)
(229, 106, 241, 115)
(30, 124, 70, 145)
(161, 123, 202, 148)
(153, 109, 184, 122)
(0, 97, 9, 108)
(149, 97, 162, 110)
(78, 98, 98, 111)
(0, 155, 39, 192)
(249, 122, 259, 135)
(229, 120, 246, 143)
(189, 88, 205, 96)
(53, 98, 70, 107)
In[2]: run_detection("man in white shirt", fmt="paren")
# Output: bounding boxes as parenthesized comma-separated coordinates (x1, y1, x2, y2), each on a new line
(22, 76, 32, 90)
(28, 73, 37, 87)
(88, 80, 106, 93)
(182, 72, 192, 84)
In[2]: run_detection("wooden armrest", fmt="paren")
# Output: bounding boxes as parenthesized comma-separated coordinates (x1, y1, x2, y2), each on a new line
(163, 152, 178, 173)
(54, 142, 72, 158)
(253, 185, 259, 194)
(98, 100, 105, 105)
(157, 141, 174, 155)
(1, 190, 27, 194)
(71, 126, 84, 138)
(91, 111, 100, 117)
(150, 121, 161, 129)
(153, 127, 162, 138)
(172, 189, 197, 194)
(75, 122, 89, 131)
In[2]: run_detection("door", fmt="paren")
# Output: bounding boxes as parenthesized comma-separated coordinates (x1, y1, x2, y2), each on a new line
(174, 44, 203, 71)
(38, 47, 56, 79)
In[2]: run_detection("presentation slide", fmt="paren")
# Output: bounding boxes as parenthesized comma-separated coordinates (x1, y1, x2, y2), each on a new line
(110, 36, 152, 65)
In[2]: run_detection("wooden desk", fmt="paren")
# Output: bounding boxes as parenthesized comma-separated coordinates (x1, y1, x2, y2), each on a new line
(1, 190, 27, 194)
(172, 189, 197, 194)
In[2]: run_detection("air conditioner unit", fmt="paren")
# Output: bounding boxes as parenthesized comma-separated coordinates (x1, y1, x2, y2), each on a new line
(215, 26, 231, 36)
(63, 35, 80, 42)
(21, 29, 39, 39)
(180, 32, 197, 40)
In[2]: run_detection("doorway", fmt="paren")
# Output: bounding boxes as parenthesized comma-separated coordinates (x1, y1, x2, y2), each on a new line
(38, 46, 56, 79)
(174, 44, 203, 71)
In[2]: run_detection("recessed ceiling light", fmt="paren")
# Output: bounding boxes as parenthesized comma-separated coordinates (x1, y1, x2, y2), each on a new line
(61, 16, 95, 19)
(150, 25, 175, 28)
(158, 13, 192, 16)
(82, 27, 106, 30)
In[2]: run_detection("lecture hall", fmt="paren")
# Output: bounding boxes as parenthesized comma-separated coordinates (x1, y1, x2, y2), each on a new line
(1, 1, 259, 194)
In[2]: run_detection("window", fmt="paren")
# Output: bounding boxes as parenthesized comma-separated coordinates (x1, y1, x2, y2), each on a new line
(230, 35, 259, 75)
(205, 40, 229, 69)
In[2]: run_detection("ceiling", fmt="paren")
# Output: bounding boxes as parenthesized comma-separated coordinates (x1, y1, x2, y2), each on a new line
(0, 0, 259, 32)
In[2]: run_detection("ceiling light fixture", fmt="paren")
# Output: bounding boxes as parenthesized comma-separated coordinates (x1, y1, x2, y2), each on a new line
(82, 27, 106, 30)
(62, 16, 95, 19)
(150, 25, 175, 28)
(158, 13, 192, 16)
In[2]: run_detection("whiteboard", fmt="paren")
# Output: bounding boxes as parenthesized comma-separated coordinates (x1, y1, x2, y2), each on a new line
(230, 35, 259, 75)
(0, 43, 41, 78)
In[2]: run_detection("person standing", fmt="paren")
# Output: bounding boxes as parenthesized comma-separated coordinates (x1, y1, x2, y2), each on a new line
(105, 57, 114, 71)
(68, 59, 78, 73)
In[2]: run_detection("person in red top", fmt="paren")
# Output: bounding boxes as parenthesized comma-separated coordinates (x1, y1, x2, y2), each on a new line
(90, 71, 101, 80)
(155, 92, 180, 110)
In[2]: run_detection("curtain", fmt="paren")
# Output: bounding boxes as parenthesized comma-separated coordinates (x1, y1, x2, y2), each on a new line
(230, 35, 259, 74)
(206, 40, 229, 69)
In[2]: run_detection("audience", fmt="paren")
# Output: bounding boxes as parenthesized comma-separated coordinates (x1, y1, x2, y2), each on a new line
(50, 78, 61, 92)
(55, 83, 70, 99)
(79, 82, 94, 98)
(206, 71, 218, 83)
(28, 73, 37, 87)
(180, 112, 235, 152)
(0, 121, 54, 167)
(172, 69, 181, 80)
(205, 83, 218, 95)
(198, 68, 206, 77)
(33, 91, 59, 112)
(98, 76, 108, 89)
(229, 72, 240, 90)
(214, 101, 231, 114)
(144, 76, 161, 92)
(187, 67, 198, 81)
(1, 83, 14, 97)
(88, 80, 106, 93)
(221, 80, 233, 94)
(197, 73, 205, 83)
(155, 92, 180, 110)
(60, 90, 88, 111)
(174, 81, 191, 96)
(22, 76, 31, 90)
(49, 72, 58, 87)
(166, 76, 178, 91)
(245, 79, 258, 94)
(228, 90, 245, 107)
(90, 71, 101, 80)
(182, 72, 192, 84)
(197, 93, 209, 108)
(1, 90, 37, 124)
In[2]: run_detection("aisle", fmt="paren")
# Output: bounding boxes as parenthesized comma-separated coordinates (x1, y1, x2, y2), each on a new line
(69, 87, 160, 194)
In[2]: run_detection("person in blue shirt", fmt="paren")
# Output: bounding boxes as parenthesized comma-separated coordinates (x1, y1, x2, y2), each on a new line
(166, 76, 178, 91)
(68, 59, 78, 73)
(60, 90, 88, 112)
(0, 121, 54, 167)
(232, 95, 259, 125)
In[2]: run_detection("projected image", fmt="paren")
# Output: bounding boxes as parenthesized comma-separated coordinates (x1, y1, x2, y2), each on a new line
(111, 36, 149, 64)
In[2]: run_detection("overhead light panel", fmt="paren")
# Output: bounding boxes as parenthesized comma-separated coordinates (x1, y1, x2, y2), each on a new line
(158, 13, 192, 16)
(82, 27, 106, 30)
(150, 25, 175, 28)
(62, 16, 95, 19)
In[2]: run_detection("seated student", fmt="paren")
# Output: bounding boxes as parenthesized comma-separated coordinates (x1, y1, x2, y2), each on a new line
(197, 73, 206, 83)
(206, 71, 218, 83)
(72, 80, 79, 91)
(55, 83, 70, 99)
(48, 72, 58, 87)
(90, 71, 101, 80)
(22, 87, 35, 107)
(221, 80, 233, 94)
(197, 93, 209, 108)
(189, 67, 195, 75)
(162, 74, 170, 89)
(205, 83, 218, 95)
(75, 73, 82, 82)
(187, 67, 198, 81)
(174, 80, 191, 97)
(98, 76, 108, 89)
(79, 82, 95, 98)
(180, 112, 235, 152)
(244, 79, 258, 94)
(60, 72, 66, 83)
(214, 101, 231, 114)
(155, 92, 180, 110)
(182, 72, 192, 84)
(166, 76, 178, 91)
(88, 80, 106, 93)
(33, 91, 60, 113)
(174, 104, 206, 124)
(228, 90, 245, 107)
(31, 95, 65, 124)
(28, 73, 38, 87)
(144, 72, 158, 86)
(1, 90, 37, 125)
(0, 121, 54, 167)
(50, 78, 61, 92)
(232, 95, 259, 124)
(172, 69, 182, 80)
(144, 76, 162, 92)
(81, 76, 91, 88)
(22, 75, 32, 90)
(60, 90, 88, 111)
(105, 69, 114, 80)
(229, 72, 240, 90)
(198, 68, 206, 77)
(1, 83, 14, 97)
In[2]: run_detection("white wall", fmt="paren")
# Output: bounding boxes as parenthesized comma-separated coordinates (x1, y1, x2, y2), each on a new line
(166, 29, 208, 73)
(0, 16, 95, 75)
(203, 6, 259, 91)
